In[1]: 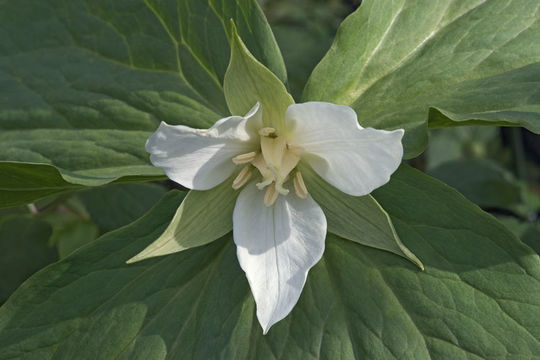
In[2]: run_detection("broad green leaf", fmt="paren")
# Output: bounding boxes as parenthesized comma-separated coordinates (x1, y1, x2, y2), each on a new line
(0, 161, 166, 208)
(128, 180, 235, 263)
(300, 163, 423, 269)
(429, 158, 522, 210)
(0, 216, 57, 303)
(0, 0, 286, 194)
(0, 162, 81, 209)
(224, 23, 294, 132)
(428, 64, 540, 131)
(1, 168, 539, 359)
(304, 0, 540, 158)
(77, 183, 167, 233)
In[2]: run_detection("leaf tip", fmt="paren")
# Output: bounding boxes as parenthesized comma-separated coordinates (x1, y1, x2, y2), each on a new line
(228, 19, 245, 55)
(126, 248, 157, 264)
(228, 18, 237, 32)
(407, 252, 424, 271)
(125, 255, 142, 264)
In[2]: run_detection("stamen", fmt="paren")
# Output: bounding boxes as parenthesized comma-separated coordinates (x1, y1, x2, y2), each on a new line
(232, 151, 257, 165)
(258, 127, 277, 137)
(264, 183, 279, 206)
(232, 166, 252, 190)
(286, 144, 304, 156)
(293, 171, 308, 199)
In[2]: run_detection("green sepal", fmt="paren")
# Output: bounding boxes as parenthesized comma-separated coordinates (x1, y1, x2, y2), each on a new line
(224, 21, 294, 133)
(127, 179, 238, 263)
(300, 163, 424, 270)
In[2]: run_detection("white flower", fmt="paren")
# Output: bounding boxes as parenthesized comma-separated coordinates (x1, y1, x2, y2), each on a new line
(146, 101, 404, 334)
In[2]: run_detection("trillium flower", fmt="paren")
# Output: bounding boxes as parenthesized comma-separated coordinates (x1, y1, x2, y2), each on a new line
(145, 101, 404, 334)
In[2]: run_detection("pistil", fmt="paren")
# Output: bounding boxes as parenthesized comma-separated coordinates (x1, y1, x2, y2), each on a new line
(254, 126, 302, 201)
(230, 126, 305, 203)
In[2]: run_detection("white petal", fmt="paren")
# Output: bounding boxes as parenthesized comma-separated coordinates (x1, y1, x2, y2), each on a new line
(146, 103, 262, 190)
(233, 182, 327, 334)
(286, 102, 404, 196)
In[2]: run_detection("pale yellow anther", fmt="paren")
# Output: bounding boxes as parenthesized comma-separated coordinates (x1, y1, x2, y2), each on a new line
(293, 171, 308, 199)
(258, 127, 277, 137)
(264, 183, 279, 206)
(232, 151, 257, 165)
(286, 144, 304, 156)
(232, 166, 252, 190)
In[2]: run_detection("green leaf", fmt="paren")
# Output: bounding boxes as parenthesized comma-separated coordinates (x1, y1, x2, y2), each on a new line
(428, 64, 540, 132)
(0, 216, 57, 303)
(300, 163, 423, 269)
(1, 167, 539, 359)
(77, 183, 167, 233)
(0, 162, 81, 209)
(224, 22, 294, 132)
(0, 161, 167, 209)
(428, 158, 523, 210)
(303, 0, 540, 158)
(0, 0, 285, 194)
(128, 180, 236, 263)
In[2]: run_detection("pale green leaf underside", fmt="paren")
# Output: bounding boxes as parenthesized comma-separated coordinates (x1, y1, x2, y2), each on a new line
(128, 180, 236, 263)
(300, 163, 423, 270)
(0, 0, 286, 202)
(304, 0, 540, 158)
(1, 167, 538, 359)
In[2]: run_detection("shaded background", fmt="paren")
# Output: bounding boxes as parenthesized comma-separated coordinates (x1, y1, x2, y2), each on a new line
(1, 0, 538, 304)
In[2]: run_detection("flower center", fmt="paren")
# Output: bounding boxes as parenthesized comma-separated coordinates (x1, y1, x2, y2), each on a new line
(231, 127, 308, 206)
